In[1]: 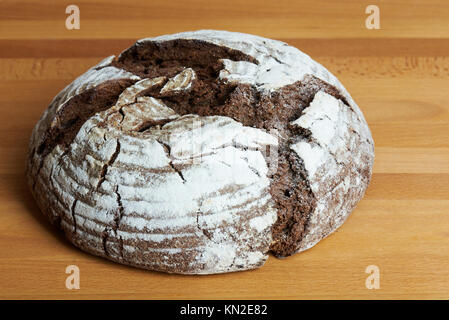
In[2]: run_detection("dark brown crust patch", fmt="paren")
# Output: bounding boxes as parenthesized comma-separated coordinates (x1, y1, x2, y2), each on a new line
(36, 79, 136, 158)
(112, 39, 258, 80)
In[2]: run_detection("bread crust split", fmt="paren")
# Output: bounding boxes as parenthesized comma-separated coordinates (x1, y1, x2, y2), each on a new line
(27, 30, 374, 274)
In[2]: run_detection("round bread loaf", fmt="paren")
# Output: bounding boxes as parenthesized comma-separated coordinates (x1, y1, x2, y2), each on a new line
(27, 30, 374, 274)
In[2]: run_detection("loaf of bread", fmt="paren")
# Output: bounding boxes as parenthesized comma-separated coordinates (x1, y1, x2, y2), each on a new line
(27, 30, 374, 274)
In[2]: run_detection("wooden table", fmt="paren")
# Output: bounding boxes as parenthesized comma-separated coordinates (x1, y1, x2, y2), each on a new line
(1, 0, 448, 299)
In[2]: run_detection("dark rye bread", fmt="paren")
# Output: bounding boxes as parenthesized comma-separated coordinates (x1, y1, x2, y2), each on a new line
(27, 30, 374, 274)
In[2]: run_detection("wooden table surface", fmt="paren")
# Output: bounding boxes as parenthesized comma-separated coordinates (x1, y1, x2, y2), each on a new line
(1, 0, 449, 300)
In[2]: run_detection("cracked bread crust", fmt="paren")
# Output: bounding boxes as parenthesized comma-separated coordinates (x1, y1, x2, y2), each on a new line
(27, 30, 374, 274)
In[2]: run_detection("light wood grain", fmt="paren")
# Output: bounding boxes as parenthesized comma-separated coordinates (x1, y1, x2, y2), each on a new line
(0, 0, 448, 300)
(1, 0, 449, 39)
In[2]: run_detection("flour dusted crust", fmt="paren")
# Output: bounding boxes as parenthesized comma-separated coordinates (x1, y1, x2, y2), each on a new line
(27, 30, 374, 274)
